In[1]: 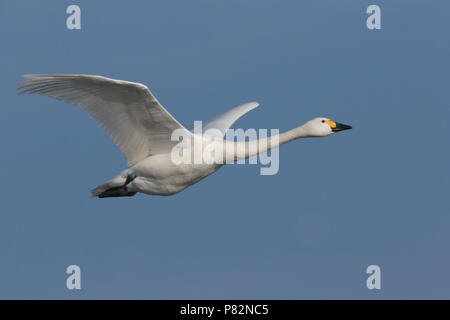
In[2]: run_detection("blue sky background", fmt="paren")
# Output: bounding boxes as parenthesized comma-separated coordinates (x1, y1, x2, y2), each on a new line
(1, 0, 449, 299)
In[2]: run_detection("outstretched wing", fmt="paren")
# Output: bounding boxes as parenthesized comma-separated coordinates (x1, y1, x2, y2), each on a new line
(18, 74, 191, 165)
(202, 102, 259, 138)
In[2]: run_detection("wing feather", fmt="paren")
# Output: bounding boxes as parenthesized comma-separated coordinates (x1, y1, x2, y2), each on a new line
(202, 102, 259, 138)
(18, 74, 191, 165)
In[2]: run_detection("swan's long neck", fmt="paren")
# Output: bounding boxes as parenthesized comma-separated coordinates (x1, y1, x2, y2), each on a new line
(277, 126, 310, 146)
(223, 124, 310, 162)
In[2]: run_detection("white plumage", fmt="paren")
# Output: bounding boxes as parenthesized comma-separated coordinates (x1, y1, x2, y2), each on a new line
(18, 74, 351, 198)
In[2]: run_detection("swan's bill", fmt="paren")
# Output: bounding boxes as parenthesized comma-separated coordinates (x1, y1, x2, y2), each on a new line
(331, 122, 352, 132)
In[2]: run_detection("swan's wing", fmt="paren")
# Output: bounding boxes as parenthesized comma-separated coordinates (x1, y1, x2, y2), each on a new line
(18, 74, 191, 165)
(202, 102, 259, 138)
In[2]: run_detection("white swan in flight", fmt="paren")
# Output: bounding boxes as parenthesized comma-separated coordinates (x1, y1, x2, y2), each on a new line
(18, 74, 352, 198)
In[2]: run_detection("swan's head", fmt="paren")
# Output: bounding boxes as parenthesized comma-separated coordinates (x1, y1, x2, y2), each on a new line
(303, 117, 352, 137)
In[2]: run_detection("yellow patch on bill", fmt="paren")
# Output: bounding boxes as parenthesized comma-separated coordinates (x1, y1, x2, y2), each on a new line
(326, 120, 336, 128)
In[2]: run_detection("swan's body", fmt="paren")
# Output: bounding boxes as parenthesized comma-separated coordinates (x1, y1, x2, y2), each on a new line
(18, 74, 351, 198)
(112, 154, 221, 196)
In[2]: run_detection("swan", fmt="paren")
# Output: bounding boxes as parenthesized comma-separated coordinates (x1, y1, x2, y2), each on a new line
(18, 74, 352, 198)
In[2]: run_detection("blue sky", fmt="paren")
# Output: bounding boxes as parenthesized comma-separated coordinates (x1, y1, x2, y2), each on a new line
(1, 0, 449, 299)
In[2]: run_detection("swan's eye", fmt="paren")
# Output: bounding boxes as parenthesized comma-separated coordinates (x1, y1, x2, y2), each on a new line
(321, 120, 325, 123)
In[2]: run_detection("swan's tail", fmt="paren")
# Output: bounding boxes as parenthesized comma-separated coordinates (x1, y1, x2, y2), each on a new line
(91, 174, 137, 198)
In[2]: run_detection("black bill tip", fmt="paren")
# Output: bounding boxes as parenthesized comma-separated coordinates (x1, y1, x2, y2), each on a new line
(332, 122, 352, 132)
